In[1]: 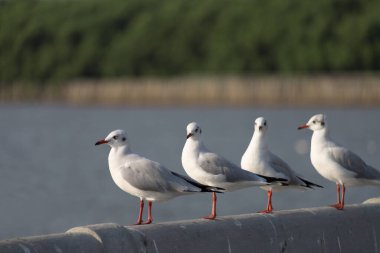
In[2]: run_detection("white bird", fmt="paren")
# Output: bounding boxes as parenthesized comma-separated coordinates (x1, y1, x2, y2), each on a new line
(181, 122, 286, 219)
(241, 117, 323, 213)
(298, 114, 380, 210)
(95, 129, 222, 225)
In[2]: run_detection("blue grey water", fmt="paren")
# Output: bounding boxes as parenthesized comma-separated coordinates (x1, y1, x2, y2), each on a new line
(0, 105, 379, 240)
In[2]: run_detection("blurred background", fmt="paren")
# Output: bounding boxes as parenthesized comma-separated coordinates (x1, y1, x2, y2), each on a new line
(0, 0, 380, 240)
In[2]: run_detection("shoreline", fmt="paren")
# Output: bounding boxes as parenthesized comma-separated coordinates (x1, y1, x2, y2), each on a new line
(1, 74, 380, 106)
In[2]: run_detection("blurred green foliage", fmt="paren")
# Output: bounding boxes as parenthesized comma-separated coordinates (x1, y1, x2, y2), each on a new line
(1, 0, 380, 83)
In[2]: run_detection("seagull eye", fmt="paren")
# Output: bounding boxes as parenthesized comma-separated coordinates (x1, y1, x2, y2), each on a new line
(312, 120, 316, 124)
(113, 135, 118, 140)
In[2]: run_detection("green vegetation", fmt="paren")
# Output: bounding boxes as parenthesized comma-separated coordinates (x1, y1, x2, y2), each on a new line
(1, 0, 380, 83)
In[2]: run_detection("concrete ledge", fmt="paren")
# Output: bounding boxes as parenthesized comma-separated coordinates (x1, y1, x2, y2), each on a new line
(1, 203, 380, 253)
(67, 223, 145, 253)
(0, 232, 102, 253)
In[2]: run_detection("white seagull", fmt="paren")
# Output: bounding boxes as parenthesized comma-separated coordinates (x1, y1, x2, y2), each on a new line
(181, 122, 286, 219)
(298, 114, 380, 210)
(241, 117, 323, 213)
(95, 129, 222, 225)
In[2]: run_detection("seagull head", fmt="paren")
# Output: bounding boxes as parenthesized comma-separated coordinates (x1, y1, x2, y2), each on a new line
(95, 129, 128, 147)
(298, 114, 327, 131)
(254, 117, 268, 133)
(186, 122, 202, 140)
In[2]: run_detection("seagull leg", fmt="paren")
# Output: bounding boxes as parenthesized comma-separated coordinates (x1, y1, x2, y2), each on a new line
(330, 183, 341, 209)
(203, 192, 217, 220)
(259, 189, 273, 213)
(135, 199, 144, 225)
(145, 201, 153, 224)
(337, 184, 345, 210)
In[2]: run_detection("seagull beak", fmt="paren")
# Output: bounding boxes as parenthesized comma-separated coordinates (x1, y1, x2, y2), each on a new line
(95, 139, 108, 146)
(297, 124, 309, 130)
(186, 133, 193, 139)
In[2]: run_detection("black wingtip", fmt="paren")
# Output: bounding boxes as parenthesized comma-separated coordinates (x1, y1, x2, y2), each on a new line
(257, 174, 288, 183)
(201, 186, 225, 193)
(297, 176, 324, 188)
(171, 171, 225, 193)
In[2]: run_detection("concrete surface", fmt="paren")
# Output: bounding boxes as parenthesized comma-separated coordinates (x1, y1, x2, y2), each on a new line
(0, 202, 379, 253)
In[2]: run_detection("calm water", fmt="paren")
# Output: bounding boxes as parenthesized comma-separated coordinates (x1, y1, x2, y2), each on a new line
(0, 105, 379, 239)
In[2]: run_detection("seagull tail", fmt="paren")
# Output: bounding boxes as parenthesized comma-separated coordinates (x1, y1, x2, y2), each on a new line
(297, 176, 324, 189)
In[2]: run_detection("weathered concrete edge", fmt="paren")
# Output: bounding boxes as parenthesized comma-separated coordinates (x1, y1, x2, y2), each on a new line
(0, 232, 102, 253)
(0, 223, 145, 253)
(0, 199, 379, 253)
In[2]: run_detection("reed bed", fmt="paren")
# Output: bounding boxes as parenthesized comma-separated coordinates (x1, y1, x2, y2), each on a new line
(1, 75, 380, 106)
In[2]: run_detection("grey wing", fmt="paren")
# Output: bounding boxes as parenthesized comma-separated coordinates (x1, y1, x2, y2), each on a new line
(268, 152, 302, 184)
(121, 158, 200, 193)
(269, 152, 323, 187)
(199, 152, 265, 183)
(329, 147, 380, 180)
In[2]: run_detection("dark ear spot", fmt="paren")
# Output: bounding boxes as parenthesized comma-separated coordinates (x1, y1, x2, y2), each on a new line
(200, 129, 202, 134)
(122, 137, 126, 141)
(321, 121, 325, 126)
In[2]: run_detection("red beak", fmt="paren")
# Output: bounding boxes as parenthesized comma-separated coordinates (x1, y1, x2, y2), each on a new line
(297, 124, 309, 130)
(186, 133, 193, 139)
(95, 139, 108, 146)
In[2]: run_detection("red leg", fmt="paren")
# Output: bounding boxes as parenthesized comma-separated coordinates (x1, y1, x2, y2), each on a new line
(135, 199, 144, 225)
(259, 189, 273, 213)
(337, 185, 345, 210)
(203, 192, 217, 220)
(145, 201, 153, 224)
(330, 183, 341, 209)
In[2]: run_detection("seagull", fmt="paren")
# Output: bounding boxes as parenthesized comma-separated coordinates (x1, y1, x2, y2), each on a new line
(95, 129, 222, 225)
(298, 114, 380, 210)
(241, 117, 323, 213)
(181, 122, 286, 219)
